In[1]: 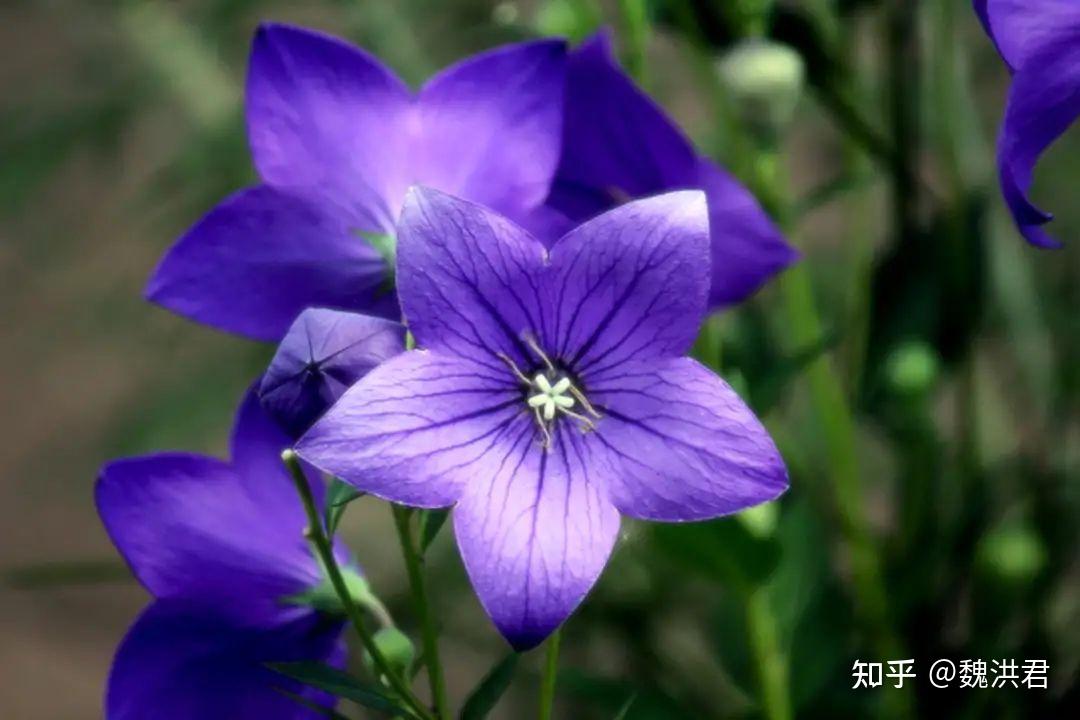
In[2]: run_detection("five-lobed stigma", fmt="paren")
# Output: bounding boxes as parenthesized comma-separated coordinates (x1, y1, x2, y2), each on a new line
(498, 335, 602, 449)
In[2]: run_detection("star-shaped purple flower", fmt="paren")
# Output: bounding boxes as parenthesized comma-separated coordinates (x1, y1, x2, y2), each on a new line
(259, 308, 406, 438)
(532, 31, 798, 308)
(297, 187, 788, 649)
(97, 390, 353, 719)
(146, 23, 567, 340)
(976, 0, 1080, 248)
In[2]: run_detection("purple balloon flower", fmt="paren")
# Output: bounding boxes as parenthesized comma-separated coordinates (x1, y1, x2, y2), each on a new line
(146, 23, 567, 340)
(97, 390, 352, 719)
(533, 31, 798, 308)
(259, 308, 406, 438)
(976, 0, 1080, 248)
(297, 187, 788, 649)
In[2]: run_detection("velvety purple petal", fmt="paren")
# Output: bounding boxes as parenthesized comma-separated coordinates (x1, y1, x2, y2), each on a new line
(556, 31, 697, 205)
(229, 388, 353, 567)
(259, 308, 406, 438)
(418, 39, 566, 215)
(697, 159, 798, 306)
(145, 186, 391, 341)
(297, 350, 526, 509)
(453, 424, 621, 650)
(585, 357, 787, 520)
(975, 0, 1080, 72)
(96, 451, 319, 626)
(996, 19, 1080, 248)
(541, 191, 710, 378)
(552, 32, 793, 306)
(107, 601, 345, 720)
(396, 187, 549, 370)
(246, 22, 413, 233)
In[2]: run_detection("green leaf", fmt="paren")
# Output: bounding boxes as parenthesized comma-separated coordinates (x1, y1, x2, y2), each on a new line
(274, 689, 353, 720)
(419, 508, 451, 553)
(268, 661, 407, 716)
(459, 653, 519, 720)
(324, 479, 363, 536)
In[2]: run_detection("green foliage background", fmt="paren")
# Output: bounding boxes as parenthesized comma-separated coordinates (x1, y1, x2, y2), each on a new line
(0, 0, 1076, 717)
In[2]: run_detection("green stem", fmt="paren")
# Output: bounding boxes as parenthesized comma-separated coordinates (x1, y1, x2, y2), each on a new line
(617, 0, 650, 84)
(756, 155, 912, 717)
(392, 505, 450, 719)
(745, 589, 791, 720)
(281, 451, 433, 720)
(538, 629, 562, 720)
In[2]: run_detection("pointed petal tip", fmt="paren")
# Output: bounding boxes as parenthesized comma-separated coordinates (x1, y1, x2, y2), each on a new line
(502, 623, 559, 653)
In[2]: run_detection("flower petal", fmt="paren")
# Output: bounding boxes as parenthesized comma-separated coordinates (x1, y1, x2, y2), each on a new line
(145, 186, 391, 341)
(297, 350, 526, 508)
(453, 426, 621, 650)
(542, 191, 710, 378)
(975, 0, 1078, 72)
(418, 39, 567, 214)
(259, 308, 407, 438)
(96, 449, 319, 626)
(107, 601, 345, 720)
(396, 187, 549, 370)
(246, 22, 413, 231)
(697, 159, 798, 306)
(555, 31, 698, 205)
(996, 20, 1080, 248)
(549, 32, 794, 307)
(585, 357, 788, 521)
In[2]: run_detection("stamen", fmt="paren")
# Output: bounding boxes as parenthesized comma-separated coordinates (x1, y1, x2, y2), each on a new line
(559, 407, 598, 432)
(533, 406, 553, 448)
(568, 384, 602, 419)
(496, 352, 532, 387)
(509, 334, 603, 449)
(523, 333, 556, 373)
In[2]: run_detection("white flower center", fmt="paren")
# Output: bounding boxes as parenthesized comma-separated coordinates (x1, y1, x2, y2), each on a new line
(527, 374, 576, 421)
(496, 337, 603, 450)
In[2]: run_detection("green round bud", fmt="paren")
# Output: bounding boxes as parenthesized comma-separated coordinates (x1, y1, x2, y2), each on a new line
(738, 501, 779, 538)
(716, 39, 805, 140)
(977, 523, 1045, 586)
(885, 342, 940, 396)
(534, 0, 589, 41)
(364, 627, 416, 678)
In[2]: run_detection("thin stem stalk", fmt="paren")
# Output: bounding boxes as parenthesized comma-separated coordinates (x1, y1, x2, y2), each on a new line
(755, 153, 912, 717)
(282, 451, 433, 720)
(538, 629, 562, 720)
(392, 505, 451, 719)
(745, 589, 791, 720)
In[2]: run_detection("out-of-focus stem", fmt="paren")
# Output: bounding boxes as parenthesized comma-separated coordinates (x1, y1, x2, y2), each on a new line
(118, 2, 236, 130)
(282, 451, 433, 720)
(886, 0, 921, 245)
(745, 589, 791, 720)
(392, 505, 450, 720)
(755, 153, 913, 717)
(617, 0, 650, 84)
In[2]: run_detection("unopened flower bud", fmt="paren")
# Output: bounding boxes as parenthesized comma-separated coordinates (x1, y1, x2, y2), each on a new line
(364, 627, 416, 678)
(977, 523, 1045, 586)
(716, 39, 805, 141)
(885, 342, 940, 396)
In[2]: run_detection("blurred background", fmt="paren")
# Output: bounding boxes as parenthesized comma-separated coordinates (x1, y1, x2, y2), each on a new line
(1, 0, 1077, 717)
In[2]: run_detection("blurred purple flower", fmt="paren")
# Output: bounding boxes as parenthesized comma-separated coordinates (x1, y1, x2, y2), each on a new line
(297, 188, 788, 649)
(259, 308, 406, 438)
(97, 390, 352, 719)
(532, 31, 797, 308)
(976, 0, 1080, 248)
(147, 23, 567, 340)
